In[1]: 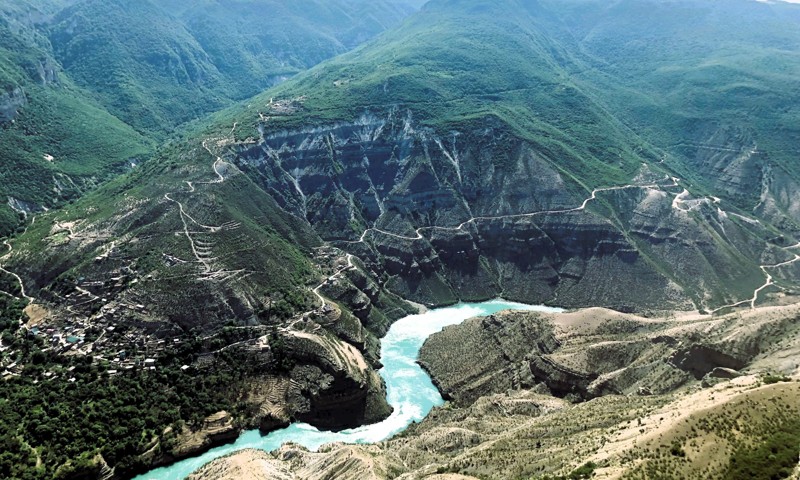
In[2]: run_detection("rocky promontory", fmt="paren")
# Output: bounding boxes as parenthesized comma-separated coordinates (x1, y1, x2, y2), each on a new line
(420, 306, 800, 406)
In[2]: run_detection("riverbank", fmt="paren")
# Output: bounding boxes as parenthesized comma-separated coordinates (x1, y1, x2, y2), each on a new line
(188, 303, 800, 480)
(133, 300, 563, 479)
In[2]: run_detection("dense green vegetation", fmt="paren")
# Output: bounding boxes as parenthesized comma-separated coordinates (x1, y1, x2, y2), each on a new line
(0, 80, 152, 198)
(48, 0, 227, 136)
(0, 296, 289, 479)
(727, 417, 800, 480)
(762, 373, 792, 385)
(47, 0, 416, 137)
(540, 0, 800, 209)
(0, 13, 153, 236)
(533, 462, 597, 480)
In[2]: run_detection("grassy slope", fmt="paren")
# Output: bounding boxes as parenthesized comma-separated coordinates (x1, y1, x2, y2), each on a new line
(618, 380, 800, 480)
(540, 0, 800, 207)
(14, 138, 320, 314)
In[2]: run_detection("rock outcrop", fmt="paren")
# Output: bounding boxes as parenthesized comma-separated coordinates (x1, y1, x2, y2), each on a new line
(143, 411, 240, 469)
(281, 329, 392, 429)
(420, 305, 800, 405)
(0, 87, 26, 122)
(419, 311, 561, 405)
(137, 326, 394, 472)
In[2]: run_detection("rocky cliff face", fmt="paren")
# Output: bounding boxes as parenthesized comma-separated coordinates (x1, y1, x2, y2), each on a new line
(0, 87, 26, 122)
(32, 56, 59, 86)
(419, 306, 800, 405)
(242, 111, 580, 239)
(231, 110, 776, 312)
(143, 411, 240, 469)
(137, 322, 394, 470)
(281, 327, 393, 429)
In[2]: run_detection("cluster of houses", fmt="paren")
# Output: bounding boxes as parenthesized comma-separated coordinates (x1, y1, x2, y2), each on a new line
(0, 245, 349, 383)
(313, 246, 356, 281)
(0, 299, 192, 382)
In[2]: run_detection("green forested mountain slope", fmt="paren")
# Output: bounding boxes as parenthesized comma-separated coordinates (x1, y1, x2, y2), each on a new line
(166, 0, 421, 124)
(48, 0, 227, 136)
(0, 0, 416, 236)
(217, 0, 655, 188)
(537, 0, 800, 208)
(0, 11, 153, 236)
(47, 0, 418, 136)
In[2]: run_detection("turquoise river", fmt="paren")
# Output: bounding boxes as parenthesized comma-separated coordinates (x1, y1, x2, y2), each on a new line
(135, 299, 564, 479)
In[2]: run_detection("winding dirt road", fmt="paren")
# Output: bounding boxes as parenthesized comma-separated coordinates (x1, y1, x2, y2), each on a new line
(0, 217, 35, 302)
(712, 242, 800, 314)
(339, 172, 800, 315)
(165, 127, 240, 274)
(348, 177, 680, 244)
(0, 241, 32, 302)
